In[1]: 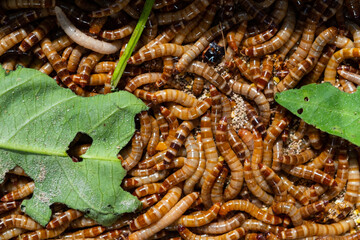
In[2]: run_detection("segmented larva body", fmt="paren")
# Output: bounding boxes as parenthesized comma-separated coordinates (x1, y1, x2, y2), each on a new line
(157, 0, 211, 25)
(238, 128, 254, 153)
(184, 135, 206, 195)
(259, 163, 287, 201)
(337, 69, 360, 85)
(257, 56, 274, 91)
(280, 149, 316, 165)
(122, 131, 144, 171)
(307, 125, 323, 150)
(129, 192, 199, 240)
(98, 229, 128, 239)
(201, 160, 223, 209)
(227, 128, 248, 161)
(220, 200, 282, 225)
(227, 20, 247, 53)
(19, 17, 56, 53)
(100, 22, 135, 40)
(76, 52, 104, 88)
(186, 61, 231, 95)
(233, 56, 253, 82)
(232, 82, 270, 126)
(200, 111, 219, 185)
(215, 117, 244, 200)
(147, 116, 160, 157)
(299, 200, 329, 219)
(250, 57, 262, 84)
(0, 25, 34, 56)
(128, 43, 190, 65)
(62, 226, 105, 238)
(133, 183, 162, 198)
(160, 134, 199, 192)
(130, 186, 182, 231)
(0, 227, 26, 240)
(89, 0, 130, 18)
(89, 16, 108, 35)
(211, 167, 229, 204)
(280, 174, 310, 205)
(244, 159, 274, 205)
(163, 120, 195, 163)
(209, 85, 222, 135)
(168, 98, 212, 120)
(272, 202, 303, 226)
(244, 101, 266, 137)
(282, 164, 337, 187)
(1, 0, 55, 9)
(128, 168, 156, 177)
(324, 48, 360, 85)
(139, 111, 152, 147)
(242, 7, 295, 57)
(178, 225, 246, 240)
(153, 89, 198, 106)
(307, 138, 338, 169)
(195, 212, 246, 235)
(192, 76, 205, 97)
(243, 25, 279, 48)
(271, 139, 283, 172)
(279, 218, 356, 239)
(61, 46, 73, 62)
(0, 215, 42, 232)
(67, 45, 87, 73)
(0, 201, 21, 214)
(174, 202, 221, 227)
(122, 170, 169, 188)
(153, 107, 169, 141)
(343, 152, 360, 204)
(94, 61, 116, 73)
(19, 223, 70, 240)
(176, 12, 249, 73)
(40, 38, 90, 97)
(1, 181, 35, 201)
(277, 20, 304, 61)
(46, 209, 83, 229)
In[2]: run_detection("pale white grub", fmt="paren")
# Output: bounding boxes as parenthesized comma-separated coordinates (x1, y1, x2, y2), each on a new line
(54, 6, 122, 54)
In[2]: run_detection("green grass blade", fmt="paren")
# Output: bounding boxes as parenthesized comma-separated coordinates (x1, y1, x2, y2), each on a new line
(111, 0, 155, 90)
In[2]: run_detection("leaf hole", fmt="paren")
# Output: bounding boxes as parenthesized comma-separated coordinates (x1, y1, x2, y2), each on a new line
(297, 108, 303, 115)
(66, 132, 93, 162)
(304, 97, 309, 102)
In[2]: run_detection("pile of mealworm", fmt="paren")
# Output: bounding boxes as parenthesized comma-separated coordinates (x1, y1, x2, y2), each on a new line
(1, 0, 360, 239)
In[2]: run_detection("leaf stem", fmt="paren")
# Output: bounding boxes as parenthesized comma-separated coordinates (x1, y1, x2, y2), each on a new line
(111, 0, 155, 90)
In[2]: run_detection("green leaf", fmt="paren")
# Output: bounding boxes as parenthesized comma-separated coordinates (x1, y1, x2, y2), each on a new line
(275, 83, 360, 146)
(111, 0, 155, 89)
(0, 66, 147, 226)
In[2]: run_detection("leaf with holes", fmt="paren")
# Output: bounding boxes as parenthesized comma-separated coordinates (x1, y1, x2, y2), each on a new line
(275, 83, 360, 146)
(0, 66, 146, 226)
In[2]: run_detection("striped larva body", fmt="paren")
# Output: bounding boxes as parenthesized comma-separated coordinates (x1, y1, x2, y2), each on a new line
(147, 116, 160, 157)
(211, 167, 228, 204)
(122, 131, 144, 171)
(122, 170, 169, 188)
(174, 202, 221, 227)
(100, 22, 135, 40)
(168, 98, 212, 120)
(1, 182, 35, 201)
(178, 225, 246, 240)
(46, 209, 83, 229)
(90, 0, 131, 18)
(62, 226, 105, 238)
(201, 160, 223, 208)
(18, 223, 69, 240)
(133, 183, 162, 198)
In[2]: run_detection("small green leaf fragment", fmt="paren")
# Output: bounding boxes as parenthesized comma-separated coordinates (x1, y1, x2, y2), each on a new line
(275, 83, 360, 146)
(0, 66, 147, 226)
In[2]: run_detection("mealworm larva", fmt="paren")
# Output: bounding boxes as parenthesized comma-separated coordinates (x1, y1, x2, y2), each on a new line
(0, 214, 42, 232)
(257, 56, 274, 91)
(241, 219, 285, 234)
(243, 24, 278, 48)
(174, 202, 221, 227)
(0, 8, 53, 39)
(250, 58, 262, 84)
(220, 95, 232, 126)
(337, 69, 360, 85)
(272, 139, 283, 171)
(178, 225, 246, 240)
(152, 157, 185, 171)
(90, 0, 130, 18)
(280, 174, 310, 205)
(306, 125, 323, 150)
(272, 202, 303, 226)
(94, 61, 116, 73)
(282, 164, 337, 187)
(63, 226, 105, 238)
(339, 78, 357, 94)
(122, 131, 144, 171)
(176, 12, 250, 73)
(0, 201, 21, 214)
(227, 128, 247, 161)
(1, 181, 34, 201)
(277, 19, 304, 61)
(139, 111, 152, 148)
(134, 89, 154, 101)
(238, 128, 254, 153)
(133, 183, 162, 198)
(215, 117, 244, 200)
(46, 209, 83, 229)
(209, 85, 222, 135)
(130, 186, 182, 231)
(201, 160, 223, 208)
(153, 107, 169, 141)
(293, 119, 308, 141)
(160, 106, 179, 147)
(0, 0, 55, 9)
(0, 25, 34, 57)
(279, 218, 355, 239)
(280, 149, 316, 165)
(242, 7, 295, 57)
(330, 35, 355, 49)
(89, 17, 108, 35)
(186, 61, 231, 95)
(244, 159, 274, 205)
(343, 151, 360, 204)
(76, 52, 104, 87)
(138, 151, 166, 169)
(307, 137, 338, 169)
(232, 57, 253, 82)
(299, 200, 329, 219)
(220, 200, 282, 225)
(347, 20, 360, 48)
(129, 192, 199, 240)
(153, 89, 198, 106)
(168, 98, 212, 120)
(157, 0, 211, 25)
(98, 229, 129, 239)
(192, 76, 205, 97)
(141, 12, 158, 45)
(211, 167, 229, 204)
(0, 227, 26, 240)
(100, 22, 135, 41)
(69, 216, 98, 229)
(263, 117, 288, 167)
(160, 134, 199, 192)
(226, 21, 247, 53)
(147, 116, 160, 157)
(259, 163, 287, 201)
(55, 7, 122, 54)
(40, 38, 90, 97)
(72, 73, 108, 86)
(244, 101, 266, 138)
(67, 45, 87, 73)
(122, 170, 169, 188)
(184, 135, 206, 195)
(155, 56, 174, 87)
(320, 0, 343, 24)
(200, 111, 219, 185)
(19, 17, 56, 53)
(232, 81, 270, 126)
(163, 120, 195, 163)
(61, 46, 74, 62)
(39, 62, 53, 75)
